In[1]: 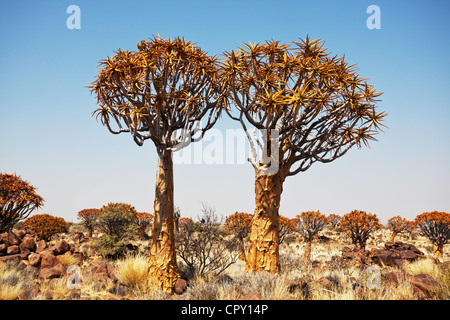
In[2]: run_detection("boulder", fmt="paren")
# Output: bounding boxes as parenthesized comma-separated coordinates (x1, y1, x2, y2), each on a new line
(174, 278, 188, 295)
(36, 239, 47, 253)
(7, 232, 21, 246)
(40, 250, 61, 269)
(29, 252, 41, 267)
(7, 245, 20, 255)
(410, 274, 439, 299)
(53, 240, 71, 255)
(39, 263, 67, 279)
(20, 236, 36, 252)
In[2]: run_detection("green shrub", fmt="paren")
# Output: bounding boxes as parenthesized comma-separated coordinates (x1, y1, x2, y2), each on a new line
(91, 234, 127, 259)
(97, 203, 138, 237)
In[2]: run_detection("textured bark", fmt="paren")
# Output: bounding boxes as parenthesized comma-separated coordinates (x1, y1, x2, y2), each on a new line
(148, 151, 179, 293)
(303, 240, 312, 261)
(432, 243, 444, 260)
(245, 170, 285, 273)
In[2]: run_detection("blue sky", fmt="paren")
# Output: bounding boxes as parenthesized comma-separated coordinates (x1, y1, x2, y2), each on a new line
(0, 0, 449, 223)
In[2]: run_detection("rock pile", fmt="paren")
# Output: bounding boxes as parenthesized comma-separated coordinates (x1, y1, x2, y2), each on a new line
(0, 230, 80, 280)
(341, 241, 426, 268)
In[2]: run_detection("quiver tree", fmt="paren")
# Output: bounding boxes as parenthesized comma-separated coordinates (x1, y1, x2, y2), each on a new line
(340, 210, 381, 250)
(328, 214, 341, 230)
(134, 212, 153, 239)
(278, 215, 296, 244)
(221, 37, 386, 273)
(225, 212, 253, 261)
(387, 215, 409, 242)
(90, 36, 224, 292)
(295, 211, 328, 261)
(415, 211, 450, 260)
(77, 208, 101, 237)
(0, 173, 44, 233)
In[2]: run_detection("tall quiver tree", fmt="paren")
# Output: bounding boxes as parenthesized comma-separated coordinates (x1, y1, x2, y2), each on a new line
(221, 37, 386, 273)
(90, 36, 224, 293)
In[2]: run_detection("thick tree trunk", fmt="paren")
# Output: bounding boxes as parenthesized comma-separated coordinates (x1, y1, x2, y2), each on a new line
(432, 243, 444, 260)
(148, 150, 179, 293)
(303, 240, 312, 261)
(245, 170, 285, 273)
(389, 232, 396, 243)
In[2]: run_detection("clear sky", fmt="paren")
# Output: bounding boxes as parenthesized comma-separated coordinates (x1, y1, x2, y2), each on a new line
(1, 0, 449, 224)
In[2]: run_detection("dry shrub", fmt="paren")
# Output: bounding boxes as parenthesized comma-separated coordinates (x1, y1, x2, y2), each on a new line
(0, 262, 34, 300)
(115, 253, 149, 292)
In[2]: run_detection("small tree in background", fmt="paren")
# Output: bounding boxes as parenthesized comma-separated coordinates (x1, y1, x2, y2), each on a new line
(225, 212, 253, 261)
(279, 215, 296, 244)
(387, 215, 409, 242)
(415, 211, 450, 260)
(97, 203, 137, 237)
(295, 211, 328, 261)
(93, 203, 138, 259)
(328, 214, 341, 231)
(340, 210, 381, 250)
(404, 220, 416, 241)
(0, 173, 44, 233)
(23, 214, 68, 241)
(77, 208, 101, 237)
(134, 212, 153, 239)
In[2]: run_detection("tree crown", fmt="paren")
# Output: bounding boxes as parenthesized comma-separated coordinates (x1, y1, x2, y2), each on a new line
(221, 36, 386, 176)
(90, 36, 225, 150)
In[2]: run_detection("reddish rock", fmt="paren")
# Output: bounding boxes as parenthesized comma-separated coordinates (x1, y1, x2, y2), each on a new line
(410, 274, 439, 299)
(7, 245, 20, 255)
(0, 232, 9, 245)
(40, 251, 60, 269)
(174, 278, 188, 294)
(29, 252, 41, 267)
(20, 236, 36, 252)
(7, 232, 20, 246)
(53, 240, 70, 255)
(0, 243, 7, 255)
(39, 263, 67, 279)
(314, 277, 335, 291)
(238, 290, 262, 300)
(36, 239, 47, 253)
(15, 229, 26, 240)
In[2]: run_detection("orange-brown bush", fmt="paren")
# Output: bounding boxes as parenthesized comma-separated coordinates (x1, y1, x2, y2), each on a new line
(279, 215, 296, 244)
(415, 211, 450, 259)
(340, 210, 381, 250)
(0, 173, 44, 233)
(23, 213, 68, 241)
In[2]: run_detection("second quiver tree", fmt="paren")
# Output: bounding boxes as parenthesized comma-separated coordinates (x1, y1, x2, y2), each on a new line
(220, 36, 386, 273)
(90, 36, 225, 293)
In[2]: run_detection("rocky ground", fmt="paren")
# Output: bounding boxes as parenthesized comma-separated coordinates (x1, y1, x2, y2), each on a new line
(0, 225, 449, 300)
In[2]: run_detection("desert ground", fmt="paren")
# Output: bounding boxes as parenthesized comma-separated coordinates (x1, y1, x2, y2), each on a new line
(0, 222, 449, 301)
